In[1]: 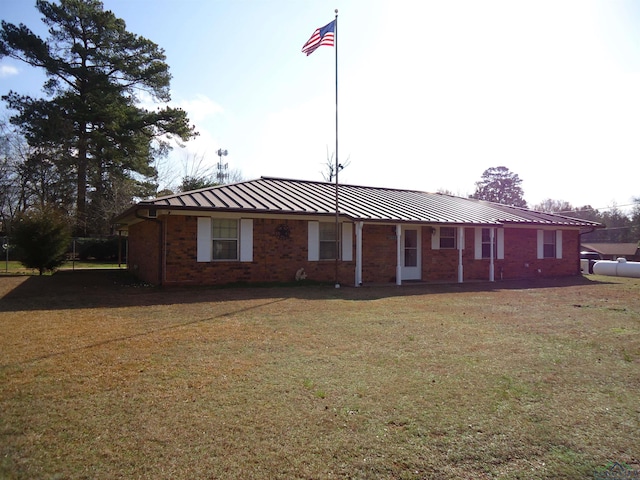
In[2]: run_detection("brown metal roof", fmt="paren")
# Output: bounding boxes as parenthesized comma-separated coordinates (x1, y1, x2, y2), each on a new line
(581, 243, 640, 256)
(116, 177, 603, 228)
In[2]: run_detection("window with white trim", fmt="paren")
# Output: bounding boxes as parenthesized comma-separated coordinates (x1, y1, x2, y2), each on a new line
(543, 230, 556, 258)
(439, 227, 457, 249)
(197, 218, 252, 262)
(213, 219, 238, 260)
(319, 222, 340, 260)
(481, 228, 496, 259)
(474, 227, 505, 260)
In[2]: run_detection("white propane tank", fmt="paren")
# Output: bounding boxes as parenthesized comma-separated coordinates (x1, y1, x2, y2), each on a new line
(616, 258, 640, 278)
(592, 258, 640, 278)
(592, 260, 617, 276)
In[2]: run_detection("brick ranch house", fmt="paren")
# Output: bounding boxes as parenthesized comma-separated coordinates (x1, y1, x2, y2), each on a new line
(114, 177, 603, 287)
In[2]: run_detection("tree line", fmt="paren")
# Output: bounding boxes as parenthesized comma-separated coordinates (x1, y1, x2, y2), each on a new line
(469, 166, 640, 244)
(532, 199, 640, 244)
(1, 0, 197, 236)
(1, 1, 637, 275)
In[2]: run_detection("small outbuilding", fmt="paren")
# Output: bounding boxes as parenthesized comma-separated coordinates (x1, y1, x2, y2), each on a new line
(580, 243, 640, 262)
(114, 177, 603, 286)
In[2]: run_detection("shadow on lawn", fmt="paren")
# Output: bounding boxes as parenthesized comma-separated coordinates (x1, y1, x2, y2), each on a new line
(0, 268, 617, 313)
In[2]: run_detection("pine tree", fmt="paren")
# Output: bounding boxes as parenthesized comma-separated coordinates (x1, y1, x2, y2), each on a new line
(1, 0, 197, 234)
(471, 166, 527, 207)
(11, 206, 71, 275)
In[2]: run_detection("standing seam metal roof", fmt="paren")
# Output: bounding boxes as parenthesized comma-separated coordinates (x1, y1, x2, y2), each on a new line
(129, 177, 602, 227)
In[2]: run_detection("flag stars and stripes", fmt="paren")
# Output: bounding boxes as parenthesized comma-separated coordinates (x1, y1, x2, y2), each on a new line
(301, 20, 335, 56)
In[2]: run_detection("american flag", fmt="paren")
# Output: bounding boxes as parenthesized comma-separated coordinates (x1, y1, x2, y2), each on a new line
(301, 20, 335, 56)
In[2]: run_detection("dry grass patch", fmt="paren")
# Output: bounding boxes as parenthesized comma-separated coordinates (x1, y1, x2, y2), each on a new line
(1, 272, 639, 479)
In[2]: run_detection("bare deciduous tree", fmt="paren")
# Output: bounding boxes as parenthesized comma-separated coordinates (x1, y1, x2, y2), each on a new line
(321, 147, 350, 183)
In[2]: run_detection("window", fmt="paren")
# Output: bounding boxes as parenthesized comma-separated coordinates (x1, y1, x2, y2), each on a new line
(197, 218, 252, 262)
(308, 221, 352, 262)
(474, 227, 504, 260)
(319, 222, 339, 260)
(481, 228, 496, 259)
(404, 229, 418, 267)
(543, 230, 556, 258)
(213, 219, 238, 260)
(439, 227, 457, 249)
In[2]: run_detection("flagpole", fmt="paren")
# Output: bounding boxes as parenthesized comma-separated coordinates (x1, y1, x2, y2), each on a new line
(333, 8, 340, 288)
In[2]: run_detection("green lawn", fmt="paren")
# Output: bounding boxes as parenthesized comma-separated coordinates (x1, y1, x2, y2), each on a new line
(0, 271, 638, 479)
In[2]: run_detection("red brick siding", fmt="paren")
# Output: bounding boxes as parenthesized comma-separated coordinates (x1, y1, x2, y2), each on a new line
(360, 225, 464, 283)
(127, 220, 161, 284)
(130, 216, 355, 286)
(444, 228, 580, 281)
(361, 224, 398, 283)
(498, 228, 580, 279)
(127, 216, 581, 286)
(360, 226, 580, 283)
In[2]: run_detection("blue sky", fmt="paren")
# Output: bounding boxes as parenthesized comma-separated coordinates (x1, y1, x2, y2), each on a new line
(1, 0, 640, 213)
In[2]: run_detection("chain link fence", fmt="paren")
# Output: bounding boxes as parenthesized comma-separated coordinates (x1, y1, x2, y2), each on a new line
(2, 235, 127, 272)
(66, 236, 128, 269)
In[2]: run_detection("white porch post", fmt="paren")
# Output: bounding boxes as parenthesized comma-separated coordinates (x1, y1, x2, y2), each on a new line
(396, 224, 402, 286)
(355, 221, 363, 286)
(457, 226, 464, 283)
(489, 227, 495, 282)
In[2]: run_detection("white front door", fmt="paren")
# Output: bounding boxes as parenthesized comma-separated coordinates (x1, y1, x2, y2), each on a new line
(401, 227, 421, 280)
